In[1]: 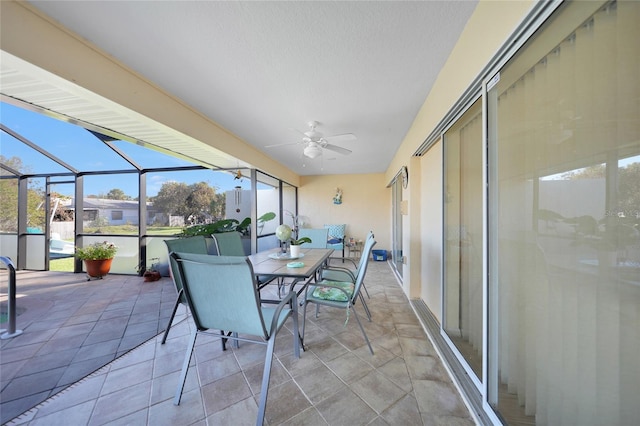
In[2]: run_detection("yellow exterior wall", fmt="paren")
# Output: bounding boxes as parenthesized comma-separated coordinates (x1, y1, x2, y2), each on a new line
(299, 174, 390, 251)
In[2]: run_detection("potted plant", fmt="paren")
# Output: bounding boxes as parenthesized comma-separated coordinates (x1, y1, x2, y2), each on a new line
(136, 257, 162, 282)
(275, 224, 311, 257)
(178, 212, 276, 238)
(289, 236, 312, 258)
(75, 241, 118, 280)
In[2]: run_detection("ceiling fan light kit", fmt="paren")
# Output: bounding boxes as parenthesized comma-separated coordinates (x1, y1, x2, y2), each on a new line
(303, 142, 323, 159)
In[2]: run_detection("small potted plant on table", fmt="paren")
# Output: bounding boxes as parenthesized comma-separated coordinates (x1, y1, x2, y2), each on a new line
(75, 241, 118, 280)
(276, 224, 311, 258)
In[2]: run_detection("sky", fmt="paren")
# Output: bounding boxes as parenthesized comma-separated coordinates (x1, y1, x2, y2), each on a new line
(1, 101, 254, 197)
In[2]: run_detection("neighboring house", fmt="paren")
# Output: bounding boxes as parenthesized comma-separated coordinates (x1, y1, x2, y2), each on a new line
(53, 198, 160, 227)
(81, 198, 140, 226)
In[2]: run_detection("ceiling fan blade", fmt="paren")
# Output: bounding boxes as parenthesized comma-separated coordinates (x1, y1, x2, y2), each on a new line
(323, 144, 352, 155)
(288, 127, 307, 137)
(324, 133, 356, 144)
(264, 141, 300, 148)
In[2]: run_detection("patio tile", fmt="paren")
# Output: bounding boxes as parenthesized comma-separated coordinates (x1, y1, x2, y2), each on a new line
(88, 380, 152, 425)
(381, 392, 423, 425)
(314, 387, 377, 426)
(1, 262, 473, 425)
(324, 351, 373, 384)
(100, 359, 154, 396)
(350, 370, 407, 414)
(148, 387, 206, 426)
(33, 374, 106, 418)
(56, 354, 115, 388)
(201, 371, 252, 415)
(293, 363, 346, 404)
(206, 397, 258, 426)
(412, 379, 470, 418)
(261, 379, 312, 425)
(28, 400, 95, 426)
(2, 366, 66, 402)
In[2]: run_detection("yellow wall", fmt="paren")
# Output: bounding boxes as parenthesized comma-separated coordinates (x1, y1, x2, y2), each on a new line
(299, 174, 390, 251)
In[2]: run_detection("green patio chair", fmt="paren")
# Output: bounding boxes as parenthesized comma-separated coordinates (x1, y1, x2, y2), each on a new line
(211, 231, 246, 256)
(212, 231, 276, 292)
(163, 235, 209, 344)
(302, 235, 377, 355)
(170, 252, 300, 426)
(322, 230, 374, 308)
(297, 228, 329, 248)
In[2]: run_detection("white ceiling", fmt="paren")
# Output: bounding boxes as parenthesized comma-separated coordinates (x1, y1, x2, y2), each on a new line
(20, 0, 477, 176)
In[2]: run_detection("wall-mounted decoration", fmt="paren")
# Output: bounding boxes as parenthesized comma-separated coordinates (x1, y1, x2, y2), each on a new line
(401, 166, 409, 189)
(333, 188, 343, 205)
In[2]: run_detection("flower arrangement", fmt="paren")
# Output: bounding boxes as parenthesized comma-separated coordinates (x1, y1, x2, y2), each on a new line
(275, 224, 312, 246)
(74, 241, 118, 260)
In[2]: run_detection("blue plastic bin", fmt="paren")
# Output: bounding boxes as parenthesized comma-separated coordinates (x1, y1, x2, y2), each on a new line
(372, 249, 387, 261)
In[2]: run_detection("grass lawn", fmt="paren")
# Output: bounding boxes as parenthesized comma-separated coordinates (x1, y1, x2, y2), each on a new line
(50, 257, 74, 272)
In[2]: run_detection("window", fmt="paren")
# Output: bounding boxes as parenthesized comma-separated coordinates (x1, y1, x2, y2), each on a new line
(83, 210, 98, 221)
(391, 174, 403, 278)
(111, 210, 123, 221)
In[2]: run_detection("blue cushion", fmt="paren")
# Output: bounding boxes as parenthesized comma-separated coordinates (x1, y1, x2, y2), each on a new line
(327, 238, 341, 244)
(324, 224, 345, 239)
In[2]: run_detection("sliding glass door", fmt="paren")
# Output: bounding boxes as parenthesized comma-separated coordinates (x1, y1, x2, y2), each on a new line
(443, 99, 483, 382)
(487, 1, 640, 423)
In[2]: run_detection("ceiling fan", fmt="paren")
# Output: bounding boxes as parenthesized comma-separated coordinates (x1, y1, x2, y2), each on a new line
(266, 121, 356, 159)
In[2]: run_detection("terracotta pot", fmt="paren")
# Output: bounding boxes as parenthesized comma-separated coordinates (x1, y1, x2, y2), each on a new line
(84, 258, 113, 279)
(143, 270, 161, 282)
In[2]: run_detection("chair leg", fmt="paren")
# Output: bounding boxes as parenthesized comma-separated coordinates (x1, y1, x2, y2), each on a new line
(292, 298, 301, 357)
(301, 300, 308, 342)
(358, 292, 372, 321)
(362, 282, 370, 299)
(162, 291, 183, 344)
(256, 336, 277, 426)
(174, 327, 197, 405)
(350, 304, 374, 355)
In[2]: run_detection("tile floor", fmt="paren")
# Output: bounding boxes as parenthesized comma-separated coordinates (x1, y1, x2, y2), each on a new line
(2, 260, 476, 425)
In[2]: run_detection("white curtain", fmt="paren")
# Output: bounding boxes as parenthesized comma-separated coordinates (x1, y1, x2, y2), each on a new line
(492, 1, 640, 424)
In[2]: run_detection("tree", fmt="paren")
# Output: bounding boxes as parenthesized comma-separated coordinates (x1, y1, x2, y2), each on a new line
(151, 181, 220, 225)
(185, 182, 216, 223)
(561, 164, 605, 180)
(105, 188, 132, 200)
(618, 162, 640, 219)
(210, 192, 226, 220)
(151, 181, 191, 219)
(0, 156, 45, 232)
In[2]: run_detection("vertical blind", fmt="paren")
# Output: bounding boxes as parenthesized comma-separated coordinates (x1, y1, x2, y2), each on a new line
(490, 1, 639, 424)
